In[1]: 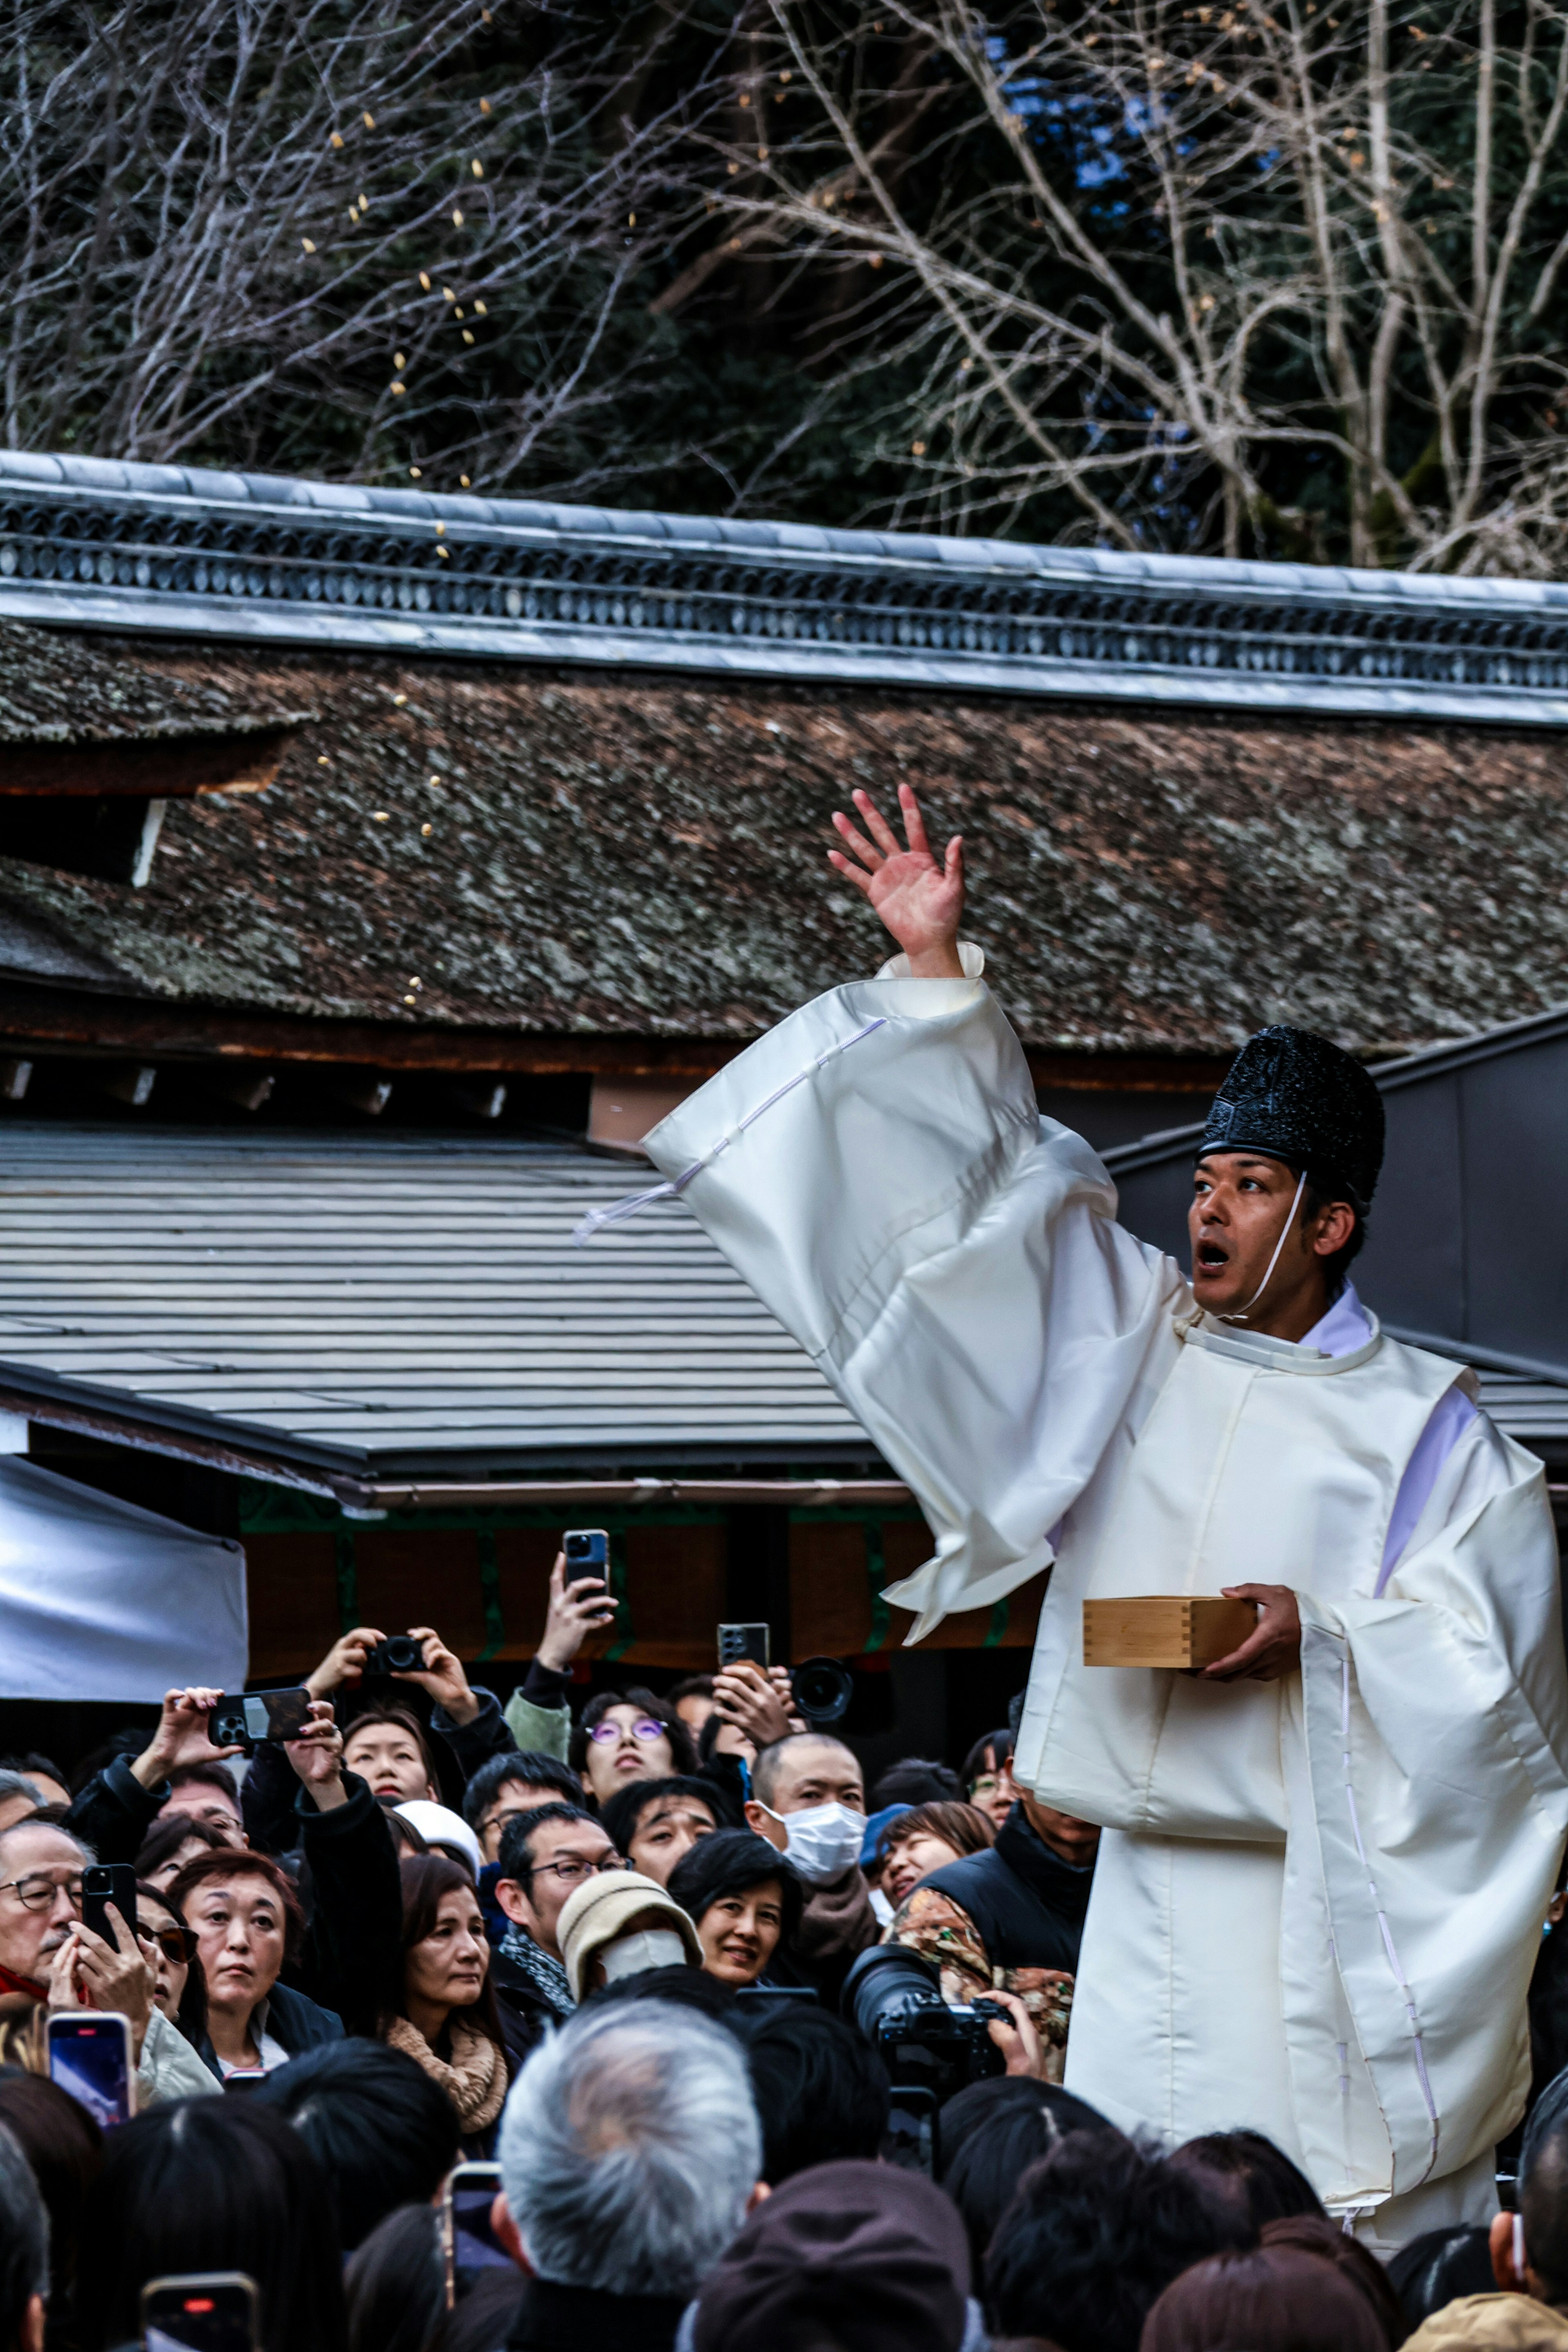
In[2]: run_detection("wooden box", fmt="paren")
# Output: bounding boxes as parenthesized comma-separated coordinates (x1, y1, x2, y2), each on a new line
(1082, 1595, 1258, 1669)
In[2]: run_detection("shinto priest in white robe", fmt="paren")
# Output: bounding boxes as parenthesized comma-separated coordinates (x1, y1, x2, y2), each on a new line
(597, 949, 1568, 2249)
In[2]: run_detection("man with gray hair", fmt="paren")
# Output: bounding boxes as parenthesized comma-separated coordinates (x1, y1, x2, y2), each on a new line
(492, 2001, 765, 2352)
(0, 2122, 47, 2352)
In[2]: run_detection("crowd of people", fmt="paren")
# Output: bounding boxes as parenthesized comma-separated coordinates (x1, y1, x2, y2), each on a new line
(1, 1550, 1567, 2351)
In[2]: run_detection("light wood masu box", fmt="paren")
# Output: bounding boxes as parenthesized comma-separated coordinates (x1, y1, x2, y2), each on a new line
(1083, 1596, 1258, 1669)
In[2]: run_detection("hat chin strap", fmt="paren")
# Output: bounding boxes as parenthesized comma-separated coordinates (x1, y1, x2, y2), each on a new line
(1216, 1168, 1308, 1325)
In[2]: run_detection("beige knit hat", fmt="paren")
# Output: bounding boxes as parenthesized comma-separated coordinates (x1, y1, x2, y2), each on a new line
(556, 1868, 703, 2003)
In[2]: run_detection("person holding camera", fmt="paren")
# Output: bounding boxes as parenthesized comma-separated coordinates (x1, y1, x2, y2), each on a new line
(63, 1686, 242, 1869)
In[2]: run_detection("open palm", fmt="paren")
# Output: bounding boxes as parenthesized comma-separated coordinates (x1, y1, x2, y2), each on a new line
(828, 784, 965, 976)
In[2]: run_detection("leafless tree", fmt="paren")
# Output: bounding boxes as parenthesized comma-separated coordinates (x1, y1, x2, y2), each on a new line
(666, 0, 1568, 570)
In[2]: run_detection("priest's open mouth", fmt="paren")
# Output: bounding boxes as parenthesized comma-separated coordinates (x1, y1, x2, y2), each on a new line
(1196, 1243, 1229, 1268)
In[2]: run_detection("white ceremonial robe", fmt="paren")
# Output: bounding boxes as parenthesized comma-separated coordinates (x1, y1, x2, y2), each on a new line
(636, 963, 1568, 2247)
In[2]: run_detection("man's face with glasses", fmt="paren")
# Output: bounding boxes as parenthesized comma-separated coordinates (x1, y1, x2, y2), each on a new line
(494, 1816, 622, 1958)
(477, 1777, 572, 1867)
(0, 1825, 87, 1980)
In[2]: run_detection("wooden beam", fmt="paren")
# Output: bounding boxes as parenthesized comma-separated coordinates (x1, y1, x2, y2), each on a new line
(0, 724, 298, 797)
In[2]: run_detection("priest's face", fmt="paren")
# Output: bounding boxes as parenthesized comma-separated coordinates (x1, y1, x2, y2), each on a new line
(1188, 1151, 1352, 1328)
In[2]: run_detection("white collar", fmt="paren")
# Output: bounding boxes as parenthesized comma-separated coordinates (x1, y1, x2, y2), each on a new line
(1299, 1283, 1372, 1359)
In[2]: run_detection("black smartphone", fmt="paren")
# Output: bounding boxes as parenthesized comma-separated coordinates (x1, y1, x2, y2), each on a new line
(563, 1528, 610, 1575)
(82, 1862, 139, 1953)
(883, 2085, 941, 2178)
(441, 2160, 509, 2305)
(717, 1622, 771, 1669)
(209, 1686, 312, 1752)
(141, 2272, 261, 2352)
(47, 2010, 134, 2128)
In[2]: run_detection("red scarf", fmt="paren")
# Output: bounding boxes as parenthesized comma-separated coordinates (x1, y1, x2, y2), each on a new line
(0, 1962, 47, 2002)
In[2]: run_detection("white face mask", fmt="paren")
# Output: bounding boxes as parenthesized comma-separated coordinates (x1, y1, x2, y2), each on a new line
(599, 1928, 688, 1984)
(762, 1799, 866, 1886)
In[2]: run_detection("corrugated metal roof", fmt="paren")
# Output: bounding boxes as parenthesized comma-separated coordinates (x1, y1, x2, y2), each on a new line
(0, 1125, 867, 1485)
(9, 448, 1568, 724)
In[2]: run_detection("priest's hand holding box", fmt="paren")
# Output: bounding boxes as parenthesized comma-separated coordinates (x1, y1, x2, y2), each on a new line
(1083, 1584, 1302, 1681)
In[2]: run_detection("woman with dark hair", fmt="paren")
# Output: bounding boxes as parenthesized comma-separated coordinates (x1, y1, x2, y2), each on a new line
(344, 2205, 447, 2352)
(879, 1801, 995, 1912)
(1259, 2216, 1408, 2347)
(135, 1881, 207, 2050)
(381, 1855, 510, 2156)
(960, 1728, 1016, 1831)
(75, 2099, 346, 2352)
(0, 2075, 100, 2352)
(134, 1813, 231, 1892)
(1168, 2128, 1326, 2235)
(938, 2074, 1111, 2276)
(167, 1849, 340, 2080)
(1138, 2245, 1389, 2352)
(570, 1688, 698, 1809)
(666, 1827, 803, 1988)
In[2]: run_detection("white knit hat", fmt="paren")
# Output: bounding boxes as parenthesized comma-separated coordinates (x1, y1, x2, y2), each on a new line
(394, 1799, 483, 1878)
(556, 1869, 702, 2003)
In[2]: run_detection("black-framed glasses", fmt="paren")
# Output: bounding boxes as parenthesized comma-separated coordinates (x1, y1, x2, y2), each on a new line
(526, 1855, 626, 1889)
(0, 1871, 83, 1912)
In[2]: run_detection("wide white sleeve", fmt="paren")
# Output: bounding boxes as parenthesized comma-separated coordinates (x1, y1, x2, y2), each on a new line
(640, 974, 1183, 1637)
(1294, 1421, 1568, 2187)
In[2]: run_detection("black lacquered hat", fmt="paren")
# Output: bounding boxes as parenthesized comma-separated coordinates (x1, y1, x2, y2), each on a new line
(1198, 1025, 1385, 1209)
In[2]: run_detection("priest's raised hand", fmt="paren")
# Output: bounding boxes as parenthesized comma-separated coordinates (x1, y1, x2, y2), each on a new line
(828, 782, 965, 979)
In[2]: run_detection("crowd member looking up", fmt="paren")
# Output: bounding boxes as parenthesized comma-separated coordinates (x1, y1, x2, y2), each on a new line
(557, 1871, 702, 2002)
(0, 2125, 46, 2352)
(341, 1706, 441, 1807)
(135, 1880, 207, 2050)
(134, 1813, 229, 1891)
(600, 1777, 720, 1886)
(667, 1673, 718, 1737)
(938, 2075, 1110, 2278)
(254, 2038, 459, 2251)
(381, 1854, 510, 2154)
(463, 1750, 581, 1867)
(0, 2075, 101, 2352)
(667, 1829, 802, 1990)
(494, 2002, 765, 2352)
(1140, 2246, 1390, 2352)
(870, 1757, 963, 1809)
(1169, 2129, 1326, 2236)
(492, 1803, 621, 2053)
(504, 1550, 623, 1757)
(879, 1800, 995, 1910)
(984, 2130, 1239, 2352)
(961, 1727, 1016, 1831)
(744, 2006, 890, 2185)
(0, 1782, 41, 1842)
(76, 2098, 346, 2352)
(686, 2161, 978, 2352)
(571, 1689, 697, 1809)
(64, 1685, 241, 1870)
(0, 1762, 67, 1813)
(744, 1733, 877, 2000)
(157, 1762, 245, 1844)
(891, 1779, 1098, 2080)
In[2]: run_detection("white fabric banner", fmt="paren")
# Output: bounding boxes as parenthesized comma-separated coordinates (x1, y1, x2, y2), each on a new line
(0, 1456, 247, 1700)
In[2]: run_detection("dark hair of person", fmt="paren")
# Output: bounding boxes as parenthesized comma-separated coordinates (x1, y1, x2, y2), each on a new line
(744, 2006, 890, 2185)
(0, 2116, 47, 2352)
(960, 1727, 1013, 1790)
(600, 1775, 720, 1861)
(984, 2132, 1241, 2352)
(869, 1757, 962, 1809)
(939, 2077, 1112, 2277)
(136, 1880, 209, 2048)
(165, 1760, 240, 1806)
(696, 1710, 731, 1768)
(1520, 2063, 1568, 2306)
(0, 2072, 102, 2330)
(568, 1687, 697, 1777)
(165, 1848, 307, 1966)
(879, 1800, 996, 1869)
(1258, 2214, 1410, 2346)
(339, 1704, 441, 1792)
(1296, 1161, 1368, 1295)
(495, 1802, 599, 1887)
(66, 1728, 145, 1798)
(1140, 2245, 1389, 2352)
(254, 2040, 460, 2252)
(0, 1755, 65, 1795)
(135, 1813, 230, 1882)
(750, 1731, 857, 1811)
(666, 1828, 804, 1942)
(426, 2267, 526, 2352)
(1384, 2225, 1497, 2328)
(75, 2099, 347, 2352)
(344, 2204, 446, 2352)
(587, 1962, 740, 2027)
(394, 1856, 506, 2052)
(666, 1673, 715, 1705)
(385, 1812, 429, 1859)
(1169, 2127, 1326, 2236)
(461, 1748, 579, 1834)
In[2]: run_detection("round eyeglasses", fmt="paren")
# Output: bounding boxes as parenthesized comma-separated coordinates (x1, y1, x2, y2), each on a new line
(586, 1718, 665, 1745)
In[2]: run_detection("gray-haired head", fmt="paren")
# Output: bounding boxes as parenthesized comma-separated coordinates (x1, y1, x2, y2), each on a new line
(0, 1775, 42, 1822)
(497, 2000, 760, 2300)
(0, 2121, 49, 2345)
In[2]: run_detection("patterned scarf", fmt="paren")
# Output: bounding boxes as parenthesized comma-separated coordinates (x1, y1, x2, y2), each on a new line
(499, 1922, 575, 2021)
(384, 2012, 507, 2134)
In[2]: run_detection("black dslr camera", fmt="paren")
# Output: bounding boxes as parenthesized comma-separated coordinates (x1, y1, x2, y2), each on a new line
(843, 1945, 1007, 2105)
(362, 1633, 424, 1677)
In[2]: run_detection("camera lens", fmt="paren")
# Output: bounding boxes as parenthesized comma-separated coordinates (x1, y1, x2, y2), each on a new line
(842, 1944, 947, 2040)
(793, 1655, 854, 1726)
